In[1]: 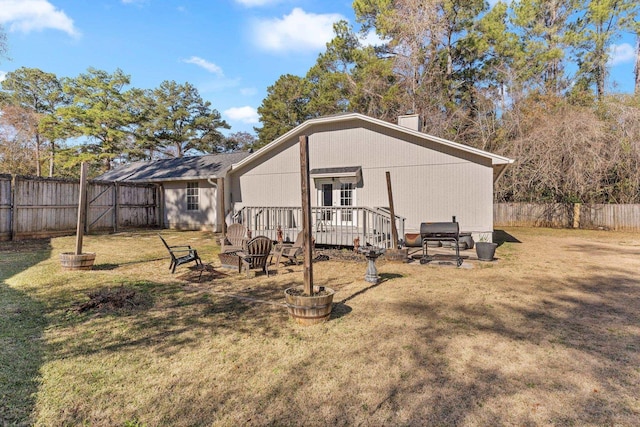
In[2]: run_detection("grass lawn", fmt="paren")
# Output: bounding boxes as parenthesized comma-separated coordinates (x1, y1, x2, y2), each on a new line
(1, 227, 639, 426)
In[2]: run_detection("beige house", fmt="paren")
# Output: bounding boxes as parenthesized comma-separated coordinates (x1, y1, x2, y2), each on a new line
(225, 113, 513, 246)
(100, 113, 512, 246)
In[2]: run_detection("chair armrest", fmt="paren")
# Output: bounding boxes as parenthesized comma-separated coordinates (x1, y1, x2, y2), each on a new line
(170, 248, 196, 255)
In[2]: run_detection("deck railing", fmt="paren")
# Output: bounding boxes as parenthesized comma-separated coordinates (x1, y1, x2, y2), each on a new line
(233, 206, 405, 248)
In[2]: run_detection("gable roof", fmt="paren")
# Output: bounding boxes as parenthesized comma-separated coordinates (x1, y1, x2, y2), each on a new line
(97, 151, 251, 183)
(231, 113, 514, 182)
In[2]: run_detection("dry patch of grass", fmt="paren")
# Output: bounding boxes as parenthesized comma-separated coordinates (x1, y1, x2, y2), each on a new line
(2, 228, 640, 426)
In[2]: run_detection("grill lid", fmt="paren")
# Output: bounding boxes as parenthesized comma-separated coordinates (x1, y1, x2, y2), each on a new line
(420, 222, 459, 237)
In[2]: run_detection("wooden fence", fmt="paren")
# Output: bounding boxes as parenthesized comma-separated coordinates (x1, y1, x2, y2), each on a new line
(494, 203, 640, 232)
(0, 175, 161, 241)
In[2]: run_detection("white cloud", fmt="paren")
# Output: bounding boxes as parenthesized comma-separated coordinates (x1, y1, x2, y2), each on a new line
(240, 87, 257, 96)
(359, 30, 388, 47)
(183, 56, 224, 76)
(224, 106, 259, 124)
(0, 0, 79, 37)
(608, 43, 636, 66)
(235, 0, 281, 6)
(0, 71, 6, 82)
(253, 8, 345, 53)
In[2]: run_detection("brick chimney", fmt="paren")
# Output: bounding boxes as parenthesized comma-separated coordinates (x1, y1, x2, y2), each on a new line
(397, 114, 422, 132)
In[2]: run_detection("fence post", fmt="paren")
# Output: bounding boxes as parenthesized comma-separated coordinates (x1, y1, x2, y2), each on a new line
(158, 184, 164, 229)
(10, 175, 16, 241)
(573, 203, 581, 229)
(113, 182, 119, 232)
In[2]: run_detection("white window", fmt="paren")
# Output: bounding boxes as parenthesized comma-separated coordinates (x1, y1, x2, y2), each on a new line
(340, 183, 354, 221)
(186, 182, 199, 211)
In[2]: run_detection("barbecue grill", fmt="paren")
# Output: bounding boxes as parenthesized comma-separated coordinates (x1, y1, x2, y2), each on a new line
(420, 221, 463, 267)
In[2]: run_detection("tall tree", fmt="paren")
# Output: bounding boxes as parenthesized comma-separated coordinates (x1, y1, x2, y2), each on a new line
(56, 68, 135, 172)
(510, 0, 579, 97)
(305, 21, 356, 118)
(255, 74, 312, 146)
(223, 131, 257, 152)
(354, 0, 489, 136)
(142, 81, 229, 157)
(0, 105, 38, 175)
(575, 0, 639, 100)
(0, 67, 67, 176)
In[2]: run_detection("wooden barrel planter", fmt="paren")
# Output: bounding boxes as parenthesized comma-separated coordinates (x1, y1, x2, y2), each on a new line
(60, 252, 96, 270)
(285, 286, 335, 326)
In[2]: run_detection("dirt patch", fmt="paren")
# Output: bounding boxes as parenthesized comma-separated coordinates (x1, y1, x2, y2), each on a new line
(319, 248, 366, 262)
(75, 287, 148, 313)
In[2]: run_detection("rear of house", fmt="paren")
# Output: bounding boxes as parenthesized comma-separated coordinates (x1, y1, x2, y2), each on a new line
(227, 113, 512, 245)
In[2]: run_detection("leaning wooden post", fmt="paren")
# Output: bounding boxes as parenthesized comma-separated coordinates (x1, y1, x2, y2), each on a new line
(386, 171, 399, 249)
(220, 177, 227, 235)
(299, 135, 314, 296)
(75, 162, 88, 255)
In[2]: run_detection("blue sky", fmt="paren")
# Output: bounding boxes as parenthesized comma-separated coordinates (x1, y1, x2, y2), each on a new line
(0, 0, 637, 136)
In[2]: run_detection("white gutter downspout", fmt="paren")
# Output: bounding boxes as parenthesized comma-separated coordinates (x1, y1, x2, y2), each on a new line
(206, 176, 222, 233)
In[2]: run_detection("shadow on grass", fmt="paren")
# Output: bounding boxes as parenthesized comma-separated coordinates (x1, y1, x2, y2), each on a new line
(331, 302, 353, 319)
(386, 265, 640, 425)
(92, 257, 167, 271)
(494, 229, 522, 245)
(0, 239, 51, 425)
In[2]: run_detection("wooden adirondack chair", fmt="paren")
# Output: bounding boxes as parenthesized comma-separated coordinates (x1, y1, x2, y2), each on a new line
(236, 236, 273, 277)
(219, 223, 248, 253)
(158, 234, 202, 273)
(270, 231, 305, 272)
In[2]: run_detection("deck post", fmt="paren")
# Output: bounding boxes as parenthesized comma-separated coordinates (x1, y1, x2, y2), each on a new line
(299, 135, 314, 296)
(386, 171, 399, 249)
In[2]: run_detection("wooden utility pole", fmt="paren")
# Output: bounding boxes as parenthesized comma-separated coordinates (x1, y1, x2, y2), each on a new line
(299, 135, 314, 296)
(75, 162, 88, 255)
(386, 171, 398, 249)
